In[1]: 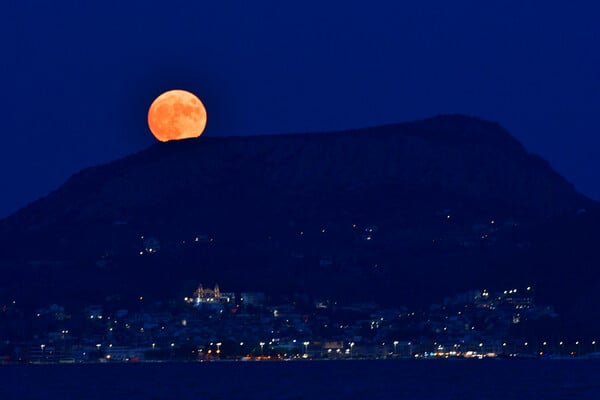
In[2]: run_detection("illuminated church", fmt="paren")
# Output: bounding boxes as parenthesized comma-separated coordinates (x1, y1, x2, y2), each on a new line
(185, 283, 235, 306)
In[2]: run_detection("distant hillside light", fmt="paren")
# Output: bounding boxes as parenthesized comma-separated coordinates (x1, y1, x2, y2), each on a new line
(147, 90, 207, 142)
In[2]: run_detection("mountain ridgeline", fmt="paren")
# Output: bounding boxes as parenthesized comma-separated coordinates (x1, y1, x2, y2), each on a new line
(1, 115, 598, 333)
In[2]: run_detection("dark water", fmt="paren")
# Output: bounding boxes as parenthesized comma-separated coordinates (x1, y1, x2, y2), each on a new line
(1, 360, 599, 400)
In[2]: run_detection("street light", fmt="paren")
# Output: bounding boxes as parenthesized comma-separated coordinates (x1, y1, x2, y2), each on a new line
(349, 342, 355, 358)
(40, 344, 46, 361)
(393, 340, 399, 354)
(260, 342, 266, 356)
(303, 341, 309, 355)
(559, 341, 564, 356)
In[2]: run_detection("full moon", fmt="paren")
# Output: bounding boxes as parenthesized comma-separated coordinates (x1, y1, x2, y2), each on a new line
(147, 90, 207, 142)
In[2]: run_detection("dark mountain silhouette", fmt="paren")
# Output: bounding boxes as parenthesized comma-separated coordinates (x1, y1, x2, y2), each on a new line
(1, 115, 598, 334)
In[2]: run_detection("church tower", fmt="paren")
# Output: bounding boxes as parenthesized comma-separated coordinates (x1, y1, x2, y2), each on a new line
(195, 284, 205, 298)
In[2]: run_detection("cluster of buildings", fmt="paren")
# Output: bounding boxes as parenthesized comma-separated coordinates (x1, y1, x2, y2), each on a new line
(0, 283, 597, 363)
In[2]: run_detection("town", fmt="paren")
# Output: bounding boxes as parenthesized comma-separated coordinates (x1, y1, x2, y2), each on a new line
(1, 282, 598, 364)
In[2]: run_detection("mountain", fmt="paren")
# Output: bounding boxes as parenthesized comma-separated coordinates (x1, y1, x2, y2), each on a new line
(1, 115, 599, 334)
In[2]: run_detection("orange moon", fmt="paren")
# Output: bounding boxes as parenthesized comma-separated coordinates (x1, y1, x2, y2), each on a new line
(147, 90, 207, 142)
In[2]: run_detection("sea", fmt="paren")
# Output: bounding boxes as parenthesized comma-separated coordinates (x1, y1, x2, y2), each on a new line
(1, 360, 599, 400)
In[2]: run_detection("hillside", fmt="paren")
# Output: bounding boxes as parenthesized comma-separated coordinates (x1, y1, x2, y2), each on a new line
(0, 115, 598, 333)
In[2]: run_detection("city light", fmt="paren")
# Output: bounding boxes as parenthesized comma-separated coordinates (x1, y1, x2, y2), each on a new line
(260, 342, 266, 356)
(303, 341, 309, 355)
(6, 284, 594, 363)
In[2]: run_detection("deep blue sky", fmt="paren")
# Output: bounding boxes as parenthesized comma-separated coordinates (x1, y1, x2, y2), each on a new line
(2, 1, 599, 218)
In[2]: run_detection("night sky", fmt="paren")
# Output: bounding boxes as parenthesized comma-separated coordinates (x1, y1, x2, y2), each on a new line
(2, 1, 599, 218)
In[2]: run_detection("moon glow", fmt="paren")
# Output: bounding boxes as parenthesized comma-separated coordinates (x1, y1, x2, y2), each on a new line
(147, 90, 207, 142)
